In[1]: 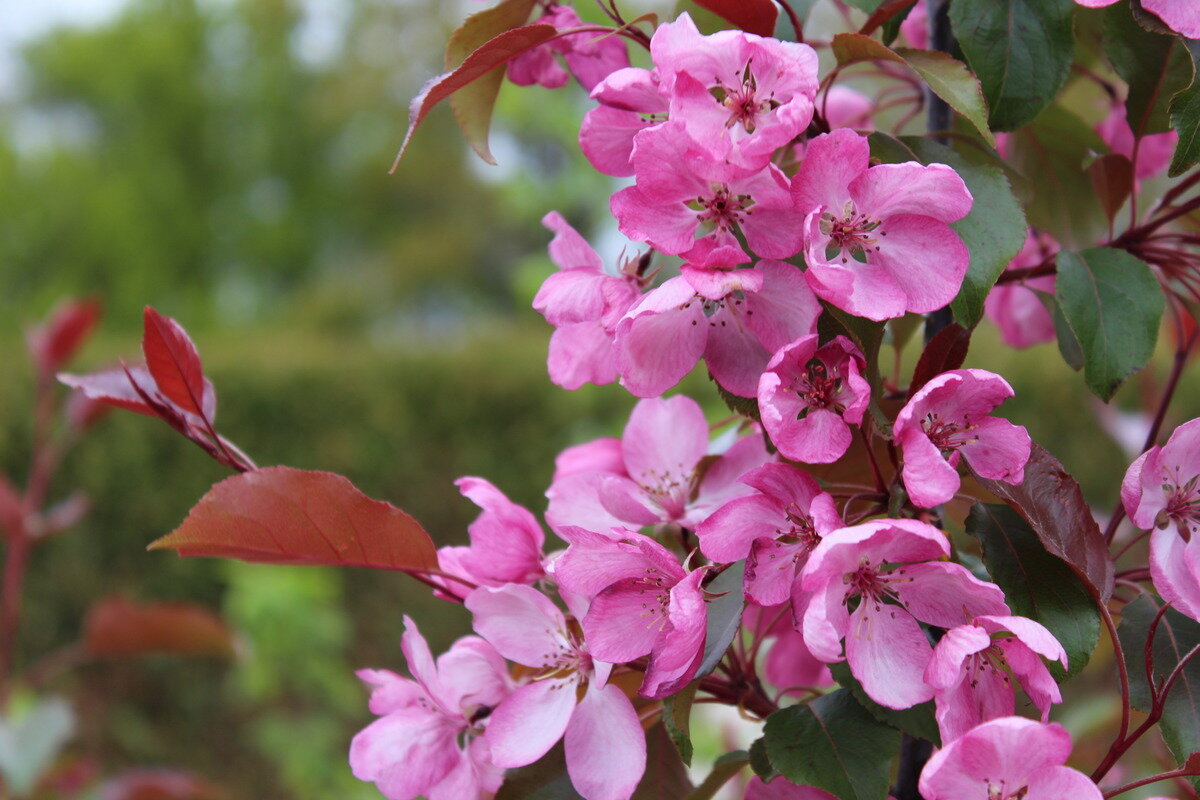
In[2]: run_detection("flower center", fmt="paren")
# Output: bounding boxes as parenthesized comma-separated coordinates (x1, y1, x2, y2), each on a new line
(791, 357, 844, 417)
(985, 780, 1029, 800)
(1158, 471, 1200, 541)
(922, 412, 978, 455)
(709, 62, 780, 133)
(820, 202, 886, 264)
(778, 504, 821, 549)
(692, 185, 753, 231)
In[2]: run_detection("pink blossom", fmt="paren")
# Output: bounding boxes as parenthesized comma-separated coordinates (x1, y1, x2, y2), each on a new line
(553, 526, 708, 699)
(745, 601, 834, 692)
(894, 369, 1031, 508)
(925, 615, 1067, 743)
(532, 211, 646, 389)
(822, 85, 875, 130)
(919, 717, 1102, 800)
(1096, 102, 1178, 182)
(1122, 418, 1200, 619)
(466, 584, 646, 800)
(983, 232, 1058, 350)
(798, 519, 1009, 709)
(507, 5, 630, 92)
(580, 68, 668, 177)
(613, 260, 821, 398)
(746, 778, 841, 799)
(612, 123, 805, 268)
(792, 128, 973, 320)
(899, 1, 928, 49)
(1074, 0, 1200, 38)
(545, 395, 770, 533)
(433, 477, 546, 601)
(758, 334, 871, 463)
(696, 463, 843, 607)
(350, 617, 512, 800)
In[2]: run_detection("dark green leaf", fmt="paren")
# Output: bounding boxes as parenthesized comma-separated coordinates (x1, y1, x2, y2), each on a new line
(965, 503, 1100, 680)
(684, 751, 749, 800)
(698, 561, 745, 676)
(749, 737, 778, 781)
(1003, 105, 1108, 249)
(714, 379, 761, 420)
(950, 0, 1076, 131)
(830, 662, 941, 745)
(1102, 3, 1192, 137)
(664, 683, 698, 766)
(1056, 247, 1164, 401)
(1170, 41, 1200, 177)
(1117, 596, 1200, 778)
(1048, 293, 1084, 370)
(762, 689, 900, 800)
(897, 137, 1027, 328)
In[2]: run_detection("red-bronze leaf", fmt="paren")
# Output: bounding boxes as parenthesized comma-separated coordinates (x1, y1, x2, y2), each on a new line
(859, 0, 919, 36)
(971, 443, 1114, 601)
(83, 595, 235, 659)
(142, 307, 210, 419)
(27, 297, 101, 375)
(59, 366, 161, 418)
(692, 0, 778, 37)
(391, 24, 557, 171)
(149, 466, 439, 573)
(908, 323, 972, 398)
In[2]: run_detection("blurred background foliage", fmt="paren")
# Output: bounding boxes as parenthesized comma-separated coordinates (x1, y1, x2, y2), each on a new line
(1, 0, 1199, 798)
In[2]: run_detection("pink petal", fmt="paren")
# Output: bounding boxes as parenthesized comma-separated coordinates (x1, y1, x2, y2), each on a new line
(849, 162, 973, 223)
(554, 438, 624, 481)
(622, 395, 708, 492)
(898, 427, 961, 508)
(614, 278, 707, 398)
(465, 585, 571, 668)
(924, 624, 991, 691)
(584, 578, 670, 663)
(845, 602, 935, 709)
(548, 322, 621, 389)
(698, 494, 786, 562)
(743, 259, 822, 353)
(542, 211, 604, 273)
(350, 708, 460, 798)
(565, 683, 647, 800)
(959, 417, 1031, 485)
(1151, 529, 1200, 620)
(1144, 0, 1200, 37)
(642, 570, 708, 698)
(892, 562, 1009, 628)
(486, 678, 579, 768)
(545, 471, 625, 534)
(869, 216, 970, 314)
(598, 474, 667, 526)
(457, 477, 545, 585)
(792, 128, 869, 214)
(580, 106, 649, 177)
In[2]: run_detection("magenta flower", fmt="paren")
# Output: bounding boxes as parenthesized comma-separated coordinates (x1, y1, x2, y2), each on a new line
(1096, 102, 1178, 183)
(822, 86, 875, 130)
(532, 211, 646, 389)
(350, 617, 512, 800)
(758, 334, 871, 463)
(894, 369, 1031, 508)
(507, 4, 630, 92)
(798, 519, 1009, 709)
(553, 526, 708, 699)
(613, 260, 821, 398)
(611, 123, 805, 268)
(983, 232, 1058, 350)
(466, 584, 646, 800)
(746, 778, 843, 799)
(696, 462, 843, 606)
(580, 68, 668, 177)
(1074, 0, 1199, 38)
(434, 476, 546, 601)
(925, 615, 1067, 743)
(545, 395, 770, 533)
(792, 128, 973, 320)
(1122, 418, 1200, 619)
(919, 717, 1102, 800)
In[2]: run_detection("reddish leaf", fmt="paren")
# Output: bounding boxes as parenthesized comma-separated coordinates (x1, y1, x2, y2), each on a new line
(148, 466, 440, 572)
(26, 298, 101, 375)
(99, 769, 227, 800)
(908, 323, 972, 398)
(859, 0, 919, 36)
(83, 596, 235, 659)
(58, 366, 160, 417)
(971, 443, 1114, 601)
(1087, 153, 1135, 225)
(691, 0, 777, 36)
(391, 24, 557, 171)
(142, 307, 209, 419)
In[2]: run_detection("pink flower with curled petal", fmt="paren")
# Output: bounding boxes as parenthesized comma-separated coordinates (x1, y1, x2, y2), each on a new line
(614, 260, 822, 398)
(350, 617, 512, 800)
(1096, 102, 1178, 182)
(507, 5, 630, 92)
(894, 369, 1032, 508)
(925, 615, 1067, 743)
(1074, 0, 1200, 38)
(792, 128, 973, 320)
(919, 717, 1102, 800)
(758, 334, 871, 464)
(466, 584, 646, 800)
(553, 526, 709, 699)
(1122, 418, 1200, 620)
(532, 211, 647, 390)
(697, 463, 843, 607)
(798, 519, 1009, 710)
(545, 395, 771, 533)
(612, 123, 806, 268)
(984, 232, 1058, 350)
(433, 477, 546, 601)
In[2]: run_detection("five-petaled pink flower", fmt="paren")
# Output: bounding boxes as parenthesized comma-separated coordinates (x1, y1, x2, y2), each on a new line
(894, 369, 1031, 508)
(466, 584, 646, 800)
(984, 232, 1058, 350)
(919, 717, 1102, 800)
(792, 128, 973, 320)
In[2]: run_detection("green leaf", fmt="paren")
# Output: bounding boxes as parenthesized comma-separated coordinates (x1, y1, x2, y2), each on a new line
(0, 696, 75, 796)
(964, 503, 1100, 680)
(698, 561, 745, 676)
(1170, 40, 1200, 177)
(1117, 596, 1200, 779)
(684, 751, 749, 800)
(949, 0, 1076, 131)
(1005, 105, 1110, 249)
(1049, 293, 1084, 370)
(898, 137, 1027, 327)
(749, 736, 778, 781)
(664, 683, 698, 766)
(1055, 247, 1164, 401)
(830, 662, 941, 745)
(762, 689, 900, 800)
(1102, 3, 1192, 137)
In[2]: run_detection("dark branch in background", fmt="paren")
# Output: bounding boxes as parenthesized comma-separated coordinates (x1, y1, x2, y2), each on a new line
(778, 0, 805, 42)
(922, 0, 954, 346)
